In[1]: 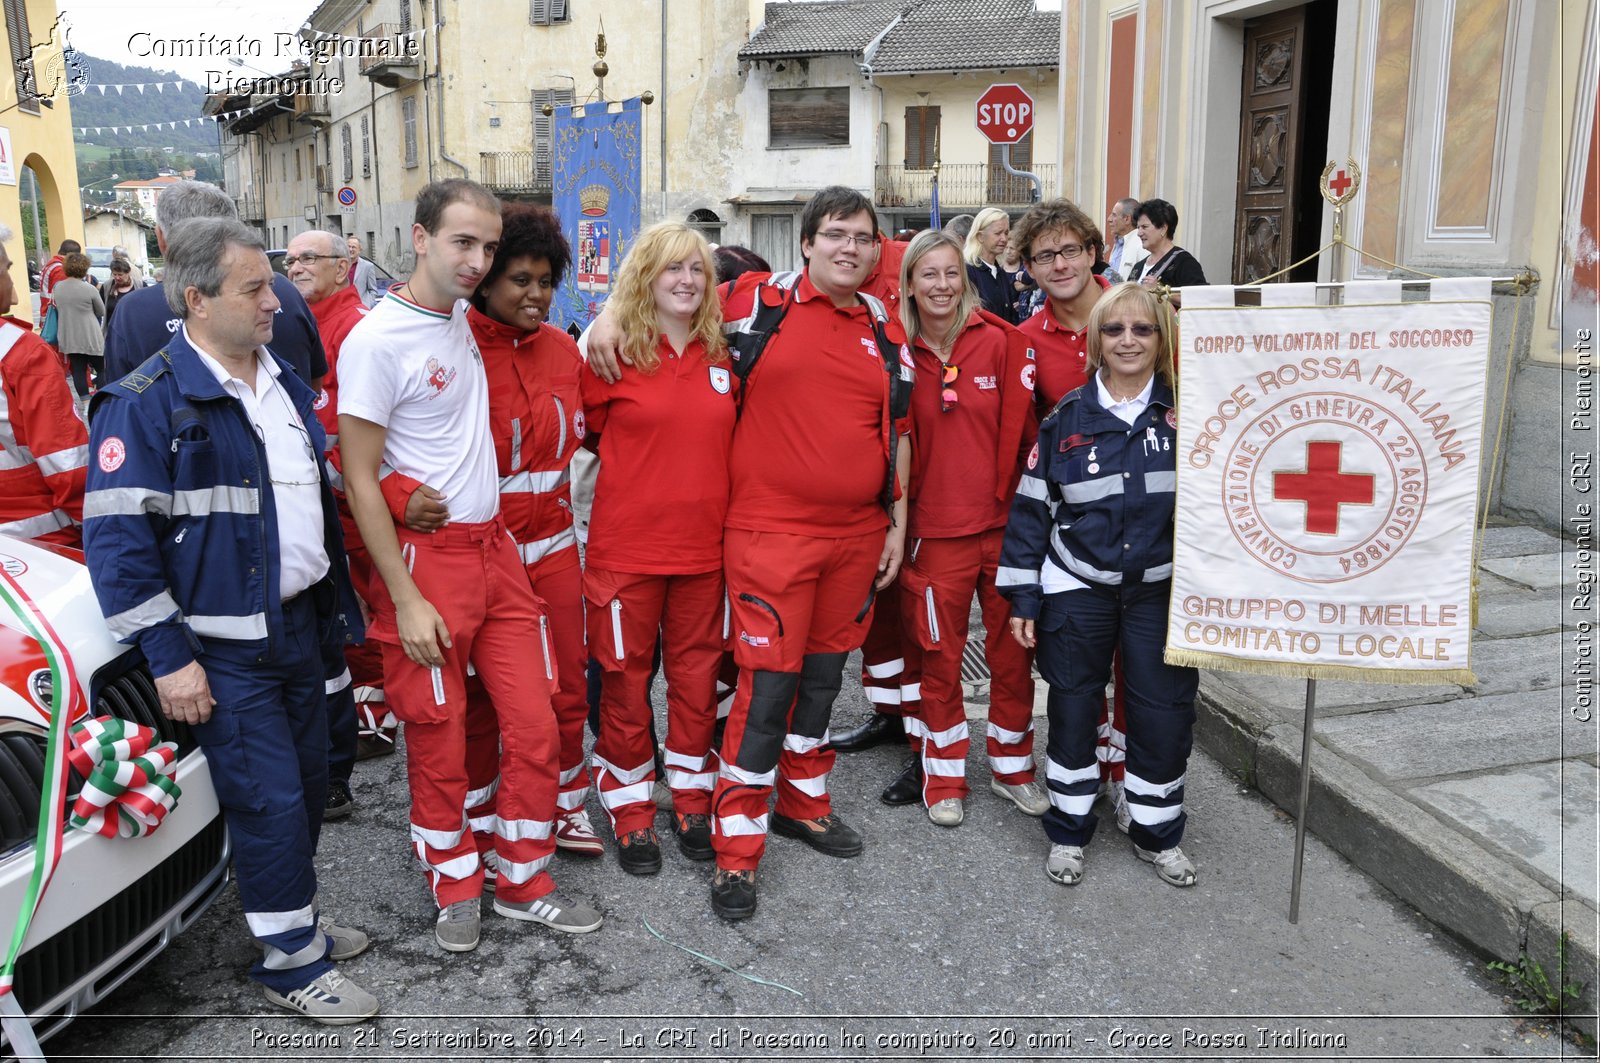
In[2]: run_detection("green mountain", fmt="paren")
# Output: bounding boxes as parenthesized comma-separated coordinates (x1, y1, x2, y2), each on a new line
(68, 53, 221, 154)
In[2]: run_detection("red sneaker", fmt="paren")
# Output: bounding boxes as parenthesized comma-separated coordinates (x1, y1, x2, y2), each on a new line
(555, 809, 604, 855)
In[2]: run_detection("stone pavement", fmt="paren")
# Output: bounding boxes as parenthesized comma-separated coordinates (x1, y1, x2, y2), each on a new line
(957, 521, 1598, 1034)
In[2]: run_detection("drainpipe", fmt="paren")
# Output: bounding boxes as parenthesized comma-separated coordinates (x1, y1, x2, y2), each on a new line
(659, 0, 668, 215)
(430, 0, 469, 177)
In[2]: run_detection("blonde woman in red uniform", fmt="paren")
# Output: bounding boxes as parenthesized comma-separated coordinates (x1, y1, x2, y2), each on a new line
(894, 228, 1045, 826)
(580, 222, 736, 874)
(464, 203, 602, 862)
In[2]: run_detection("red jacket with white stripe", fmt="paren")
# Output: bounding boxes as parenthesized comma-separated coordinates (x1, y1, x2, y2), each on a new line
(468, 308, 583, 573)
(0, 316, 87, 544)
(308, 284, 368, 451)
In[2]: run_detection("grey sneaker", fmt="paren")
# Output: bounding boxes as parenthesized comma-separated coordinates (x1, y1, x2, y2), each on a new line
(253, 918, 368, 962)
(493, 890, 603, 934)
(435, 898, 481, 952)
(991, 778, 1050, 817)
(263, 969, 379, 1025)
(927, 798, 964, 827)
(1108, 778, 1132, 833)
(1136, 844, 1197, 887)
(1045, 844, 1085, 885)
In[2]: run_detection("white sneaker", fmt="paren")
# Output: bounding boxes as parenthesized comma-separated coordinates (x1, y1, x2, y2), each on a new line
(481, 850, 499, 893)
(1108, 778, 1132, 834)
(927, 798, 964, 827)
(555, 809, 604, 855)
(1045, 844, 1085, 885)
(1136, 844, 1197, 887)
(263, 969, 380, 1025)
(991, 778, 1050, 817)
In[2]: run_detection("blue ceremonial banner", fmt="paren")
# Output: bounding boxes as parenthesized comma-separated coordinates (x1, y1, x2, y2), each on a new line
(929, 171, 941, 230)
(551, 97, 644, 331)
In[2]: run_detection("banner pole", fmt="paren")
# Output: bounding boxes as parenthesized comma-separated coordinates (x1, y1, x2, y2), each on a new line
(1289, 677, 1318, 923)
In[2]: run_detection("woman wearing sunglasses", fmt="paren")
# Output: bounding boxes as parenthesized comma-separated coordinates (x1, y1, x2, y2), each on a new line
(579, 222, 736, 873)
(998, 281, 1198, 888)
(890, 229, 1043, 827)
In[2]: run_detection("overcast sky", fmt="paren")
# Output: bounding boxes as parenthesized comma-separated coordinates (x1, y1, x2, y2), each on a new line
(57, 0, 323, 84)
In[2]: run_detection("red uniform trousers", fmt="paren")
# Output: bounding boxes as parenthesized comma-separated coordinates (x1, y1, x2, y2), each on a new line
(339, 514, 395, 745)
(586, 566, 724, 836)
(857, 587, 922, 716)
(713, 527, 882, 871)
(367, 519, 559, 907)
(900, 527, 1037, 804)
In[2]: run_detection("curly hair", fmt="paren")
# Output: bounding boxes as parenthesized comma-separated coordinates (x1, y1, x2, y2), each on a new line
(475, 201, 571, 300)
(1010, 198, 1097, 264)
(609, 221, 727, 374)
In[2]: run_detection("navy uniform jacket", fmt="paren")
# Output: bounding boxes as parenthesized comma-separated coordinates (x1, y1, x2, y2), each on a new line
(83, 327, 360, 679)
(102, 276, 328, 386)
(997, 377, 1178, 620)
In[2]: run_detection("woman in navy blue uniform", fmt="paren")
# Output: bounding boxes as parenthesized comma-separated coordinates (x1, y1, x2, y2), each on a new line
(996, 281, 1198, 888)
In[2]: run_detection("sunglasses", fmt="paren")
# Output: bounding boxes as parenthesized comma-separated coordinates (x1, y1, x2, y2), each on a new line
(1099, 322, 1158, 338)
(941, 364, 959, 412)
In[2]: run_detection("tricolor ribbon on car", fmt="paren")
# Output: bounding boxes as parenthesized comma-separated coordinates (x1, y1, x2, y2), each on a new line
(66, 717, 181, 838)
(0, 569, 181, 1060)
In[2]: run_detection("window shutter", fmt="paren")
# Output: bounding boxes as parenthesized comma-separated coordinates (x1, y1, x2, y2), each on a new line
(768, 87, 850, 148)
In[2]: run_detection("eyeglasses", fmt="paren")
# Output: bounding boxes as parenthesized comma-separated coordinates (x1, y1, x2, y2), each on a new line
(1028, 245, 1087, 267)
(814, 230, 875, 249)
(282, 253, 343, 267)
(1099, 322, 1158, 338)
(940, 364, 959, 412)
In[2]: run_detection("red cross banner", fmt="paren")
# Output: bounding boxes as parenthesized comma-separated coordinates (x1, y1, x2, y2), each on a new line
(1165, 278, 1493, 684)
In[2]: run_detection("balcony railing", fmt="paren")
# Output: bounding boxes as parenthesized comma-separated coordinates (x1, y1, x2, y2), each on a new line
(480, 151, 552, 196)
(359, 24, 420, 86)
(233, 192, 264, 223)
(293, 92, 329, 124)
(874, 163, 1058, 210)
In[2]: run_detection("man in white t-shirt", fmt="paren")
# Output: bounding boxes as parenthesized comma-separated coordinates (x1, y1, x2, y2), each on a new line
(338, 179, 603, 953)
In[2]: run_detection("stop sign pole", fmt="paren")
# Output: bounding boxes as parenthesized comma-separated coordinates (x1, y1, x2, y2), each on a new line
(975, 83, 1041, 203)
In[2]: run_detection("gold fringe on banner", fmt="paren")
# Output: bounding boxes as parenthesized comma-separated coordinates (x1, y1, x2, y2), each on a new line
(1163, 648, 1475, 688)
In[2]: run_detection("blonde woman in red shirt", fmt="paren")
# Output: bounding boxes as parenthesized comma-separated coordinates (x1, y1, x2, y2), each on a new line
(580, 222, 736, 874)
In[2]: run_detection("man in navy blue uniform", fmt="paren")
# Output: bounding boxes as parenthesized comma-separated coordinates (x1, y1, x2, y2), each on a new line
(83, 218, 377, 1024)
(103, 180, 327, 390)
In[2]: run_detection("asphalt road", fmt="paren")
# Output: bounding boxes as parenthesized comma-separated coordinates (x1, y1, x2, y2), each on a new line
(44, 672, 1567, 1063)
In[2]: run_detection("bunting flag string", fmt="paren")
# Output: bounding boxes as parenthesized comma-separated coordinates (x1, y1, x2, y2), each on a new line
(88, 80, 192, 95)
(76, 106, 266, 136)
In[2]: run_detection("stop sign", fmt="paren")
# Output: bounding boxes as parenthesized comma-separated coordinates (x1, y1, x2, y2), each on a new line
(975, 83, 1034, 144)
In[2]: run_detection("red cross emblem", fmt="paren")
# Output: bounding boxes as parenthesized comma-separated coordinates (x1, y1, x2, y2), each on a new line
(1272, 440, 1375, 535)
(1328, 169, 1353, 197)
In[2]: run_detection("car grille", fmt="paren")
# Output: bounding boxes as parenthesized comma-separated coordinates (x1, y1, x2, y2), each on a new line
(0, 659, 197, 854)
(5, 816, 227, 1018)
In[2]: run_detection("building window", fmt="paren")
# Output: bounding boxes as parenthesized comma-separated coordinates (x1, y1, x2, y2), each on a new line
(904, 106, 940, 169)
(282, 153, 288, 183)
(4, 0, 37, 115)
(402, 96, 419, 168)
(295, 148, 303, 181)
(768, 87, 849, 148)
(532, 88, 574, 182)
(750, 212, 797, 273)
(987, 132, 1034, 201)
(361, 116, 372, 177)
(687, 208, 722, 245)
(342, 123, 354, 182)
(398, 0, 411, 37)
(529, 0, 570, 26)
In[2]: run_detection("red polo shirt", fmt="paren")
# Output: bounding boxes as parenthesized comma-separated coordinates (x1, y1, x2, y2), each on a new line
(722, 270, 910, 538)
(1018, 274, 1112, 409)
(581, 336, 736, 574)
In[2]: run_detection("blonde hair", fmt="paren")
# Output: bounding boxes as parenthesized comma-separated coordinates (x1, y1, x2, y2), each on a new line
(899, 229, 979, 349)
(963, 207, 1010, 265)
(1085, 282, 1177, 387)
(610, 222, 727, 373)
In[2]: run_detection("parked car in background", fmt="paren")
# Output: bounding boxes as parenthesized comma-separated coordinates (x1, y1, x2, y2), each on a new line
(0, 535, 229, 1054)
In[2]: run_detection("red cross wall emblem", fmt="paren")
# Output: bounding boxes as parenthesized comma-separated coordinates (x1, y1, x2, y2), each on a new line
(1272, 440, 1375, 535)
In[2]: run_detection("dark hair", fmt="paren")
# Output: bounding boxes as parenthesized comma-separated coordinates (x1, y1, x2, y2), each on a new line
(56, 239, 81, 255)
(1137, 198, 1179, 239)
(800, 185, 877, 246)
(1010, 198, 1098, 261)
(414, 178, 501, 235)
(63, 252, 89, 277)
(713, 245, 770, 284)
(110, 259, 132, 274)
(474, 202, 571, 301)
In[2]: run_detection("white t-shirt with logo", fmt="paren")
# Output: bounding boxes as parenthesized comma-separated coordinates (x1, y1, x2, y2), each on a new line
(336, 291, 500, 523)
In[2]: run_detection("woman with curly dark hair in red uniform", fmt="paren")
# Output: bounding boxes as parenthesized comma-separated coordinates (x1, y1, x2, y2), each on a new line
(461, 203, 603, 874)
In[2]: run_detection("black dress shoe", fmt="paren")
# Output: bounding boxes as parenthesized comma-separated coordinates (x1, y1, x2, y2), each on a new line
(324, 779, 355, 820)
(830, 712, 904, 752)
(771, 813, 864, 858)
(880, 756, 923, 806)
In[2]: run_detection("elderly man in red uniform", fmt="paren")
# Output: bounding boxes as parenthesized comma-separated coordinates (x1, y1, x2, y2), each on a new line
(0, 224, 86, 544)
(1011, 198, 1127, 826)
(588, 186, 912, 920)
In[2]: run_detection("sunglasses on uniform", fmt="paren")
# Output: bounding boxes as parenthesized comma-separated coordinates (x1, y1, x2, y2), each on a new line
(941, 364, 959, 412)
